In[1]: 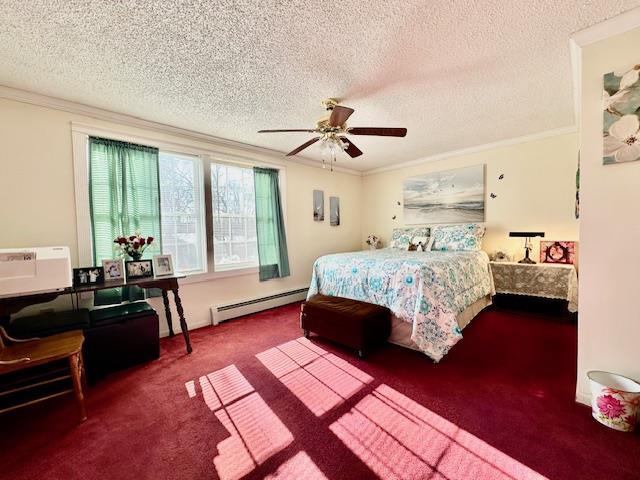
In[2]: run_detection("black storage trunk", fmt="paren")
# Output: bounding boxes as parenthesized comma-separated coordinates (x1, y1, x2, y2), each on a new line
(84, 302, 160, 381)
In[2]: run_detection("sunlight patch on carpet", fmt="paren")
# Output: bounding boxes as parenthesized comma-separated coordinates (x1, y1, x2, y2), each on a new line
(330, 384, 549, 480)
(187, 365, 293, 480)
(264, 451, 328, 480)
(184, 380, 196, 398)
(256, 337, 373, 416)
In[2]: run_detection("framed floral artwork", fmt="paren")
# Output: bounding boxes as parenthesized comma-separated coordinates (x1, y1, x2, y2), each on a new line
(540, 241, 576, 265)
(603, 64, 640, 165)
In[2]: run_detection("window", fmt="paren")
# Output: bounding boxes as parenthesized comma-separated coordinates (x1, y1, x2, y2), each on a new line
(76, 127, 281, 278)
(159, 152, 206, 274)
(211, 162, 259, 270)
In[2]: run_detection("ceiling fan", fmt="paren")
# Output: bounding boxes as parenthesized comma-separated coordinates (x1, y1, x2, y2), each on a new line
(258, 98, 407, 169)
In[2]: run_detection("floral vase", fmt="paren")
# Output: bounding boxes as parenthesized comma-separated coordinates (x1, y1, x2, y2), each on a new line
(588, 370, 640, 432)
(129, 252, 143, 261)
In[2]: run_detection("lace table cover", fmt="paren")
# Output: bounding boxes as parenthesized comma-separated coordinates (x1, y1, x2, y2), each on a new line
(490, 262, 578, 312)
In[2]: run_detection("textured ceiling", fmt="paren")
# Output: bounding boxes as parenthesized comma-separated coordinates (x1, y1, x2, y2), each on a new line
(1, 1, 639, 171)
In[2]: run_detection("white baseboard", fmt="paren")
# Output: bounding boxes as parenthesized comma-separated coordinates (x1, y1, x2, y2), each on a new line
(211, 287, 308, 325)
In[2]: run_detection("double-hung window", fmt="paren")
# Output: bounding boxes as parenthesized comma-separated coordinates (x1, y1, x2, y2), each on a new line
(210, 162, 259, 271)
(159, 152, 206, 274)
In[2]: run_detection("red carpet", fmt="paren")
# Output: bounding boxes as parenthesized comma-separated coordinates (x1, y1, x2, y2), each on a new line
(2, 303, 639, 479)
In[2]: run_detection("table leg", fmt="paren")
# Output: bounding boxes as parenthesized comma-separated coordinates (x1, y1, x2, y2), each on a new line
(69, 352, 87, 422)
(161, 290, 175, 337)
(172, 287, 192, 354)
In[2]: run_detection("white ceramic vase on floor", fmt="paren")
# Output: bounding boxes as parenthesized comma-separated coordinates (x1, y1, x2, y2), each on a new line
(587, 370, 640, 432)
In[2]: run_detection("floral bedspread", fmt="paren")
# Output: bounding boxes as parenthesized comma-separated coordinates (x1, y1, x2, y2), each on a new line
(308, 249, 494, 361)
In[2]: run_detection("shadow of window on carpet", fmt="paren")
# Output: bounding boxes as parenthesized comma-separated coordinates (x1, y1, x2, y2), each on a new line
(330, 384, 549, 480)
(185, 364, 295, 480)
(256, 337, 374, 416)
(264, 451, 328, 480)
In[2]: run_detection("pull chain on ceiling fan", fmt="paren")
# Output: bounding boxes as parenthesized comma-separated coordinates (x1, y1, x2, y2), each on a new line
(258, 98, 407, 170)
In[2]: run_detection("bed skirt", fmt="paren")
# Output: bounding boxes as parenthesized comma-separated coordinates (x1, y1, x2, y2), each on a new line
(388, 295, 493, 352)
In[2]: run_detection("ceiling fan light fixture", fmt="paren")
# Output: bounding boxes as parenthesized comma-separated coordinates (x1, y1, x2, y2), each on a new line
(258, 99, 407, 164)
(320, 137, 342, 171)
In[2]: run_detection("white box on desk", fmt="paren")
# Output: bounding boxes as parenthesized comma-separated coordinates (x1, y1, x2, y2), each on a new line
(0, 246, 72, 297)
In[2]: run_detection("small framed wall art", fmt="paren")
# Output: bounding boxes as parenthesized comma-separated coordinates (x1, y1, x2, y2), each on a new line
(313, 190, 324, 221)
(540, 241, 576, 264)
(329, 196, 340, 226)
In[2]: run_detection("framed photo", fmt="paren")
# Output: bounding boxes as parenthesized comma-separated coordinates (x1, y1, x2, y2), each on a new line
(125, 260, 154, 280)
(540, 241, 576, 264)
(153, 254, 174, 277)
(73, 267, 105, 286)
(102, 258, 124, 281)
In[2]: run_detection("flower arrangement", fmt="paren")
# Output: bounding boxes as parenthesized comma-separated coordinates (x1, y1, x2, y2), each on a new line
(366, 235, 380, 250)
(114, 233, 154, 261)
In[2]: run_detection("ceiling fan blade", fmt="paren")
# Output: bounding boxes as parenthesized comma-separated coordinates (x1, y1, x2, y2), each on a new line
(328, 106, 355, 127)
(348, 127, 407, 137)
(258, 129, 317, 133)
(339, 137, 363, 158)
(286, 137, 320, 156)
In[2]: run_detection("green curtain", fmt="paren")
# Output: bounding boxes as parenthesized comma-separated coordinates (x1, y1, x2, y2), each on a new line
(253, 167, 290, 281)
(89, 137, 161, 304)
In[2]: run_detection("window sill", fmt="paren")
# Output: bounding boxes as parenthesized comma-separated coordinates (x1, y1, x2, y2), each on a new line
(178, 266, 259, 285)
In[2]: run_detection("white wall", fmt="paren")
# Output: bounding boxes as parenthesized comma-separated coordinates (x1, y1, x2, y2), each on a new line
(0, 97, 363, 333)
(362, 133, 580, 261)
(576, 26, 640, 403)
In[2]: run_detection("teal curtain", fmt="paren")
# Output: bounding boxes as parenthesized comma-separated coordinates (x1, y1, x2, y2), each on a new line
(253, 167, 290, 281)
(89, 137, 161, 304)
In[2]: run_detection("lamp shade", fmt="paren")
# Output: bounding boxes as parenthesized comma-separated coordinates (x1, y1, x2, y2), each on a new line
(509, 232, 545, 238)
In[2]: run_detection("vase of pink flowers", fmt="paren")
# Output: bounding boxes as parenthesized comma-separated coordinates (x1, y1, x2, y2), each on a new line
(114, 233, 155, 261)
(366, 235, 380, 250)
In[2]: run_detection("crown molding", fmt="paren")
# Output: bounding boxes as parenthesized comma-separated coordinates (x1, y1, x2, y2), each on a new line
(362, 125, 578, 176)
(0, 85, 362, 177)
(568, 7, 640, 138)
(571, 6, 640, 47)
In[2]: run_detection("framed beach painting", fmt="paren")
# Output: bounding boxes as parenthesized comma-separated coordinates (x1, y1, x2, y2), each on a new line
(603, 64, 640, 165)
(403, 164, 485, 224)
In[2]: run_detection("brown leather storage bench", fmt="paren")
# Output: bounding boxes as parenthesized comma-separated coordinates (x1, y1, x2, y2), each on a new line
(300, 294, 391, 358)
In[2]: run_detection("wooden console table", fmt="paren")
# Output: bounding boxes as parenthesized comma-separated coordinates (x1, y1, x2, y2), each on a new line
(0, 275, 192, 354)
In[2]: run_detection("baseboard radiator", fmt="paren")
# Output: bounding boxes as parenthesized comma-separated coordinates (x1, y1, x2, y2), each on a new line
(210, 287, 309, 325)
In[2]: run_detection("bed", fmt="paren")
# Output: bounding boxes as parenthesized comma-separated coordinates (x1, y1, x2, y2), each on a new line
(307, 248, 494, 362)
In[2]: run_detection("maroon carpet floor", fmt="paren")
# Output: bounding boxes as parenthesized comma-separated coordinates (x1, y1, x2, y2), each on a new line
(2, 303, 639, 480)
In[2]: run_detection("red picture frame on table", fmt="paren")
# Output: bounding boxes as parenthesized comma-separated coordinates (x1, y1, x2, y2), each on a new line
(540, 241, 576, 264)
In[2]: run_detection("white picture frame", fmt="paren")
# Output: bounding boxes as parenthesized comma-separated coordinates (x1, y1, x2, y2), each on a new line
(102, 258, 124, 281)
(153, 254, 174, 277)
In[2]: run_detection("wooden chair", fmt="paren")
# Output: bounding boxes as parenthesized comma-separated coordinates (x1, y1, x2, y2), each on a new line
(0, 327, 87, 421)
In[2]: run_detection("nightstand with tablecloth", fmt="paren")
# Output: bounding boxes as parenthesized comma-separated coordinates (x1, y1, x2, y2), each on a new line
(490, 261, 578, 312)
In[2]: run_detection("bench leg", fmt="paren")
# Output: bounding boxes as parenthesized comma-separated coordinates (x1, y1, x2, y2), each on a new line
(303, 329, 310, 338)
(69, 352, 87, 422)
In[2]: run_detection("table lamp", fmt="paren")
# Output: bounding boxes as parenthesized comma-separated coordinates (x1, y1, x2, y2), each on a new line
(509, 231, 545, 264)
